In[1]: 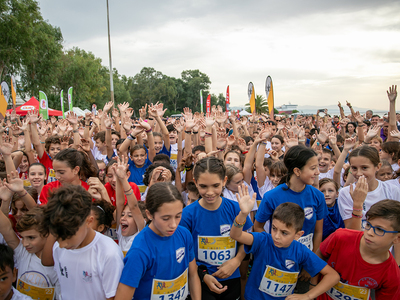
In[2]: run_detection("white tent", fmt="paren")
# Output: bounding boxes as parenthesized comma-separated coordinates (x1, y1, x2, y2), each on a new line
(239, 110, 252, 116)
(65, 107, 86, 117)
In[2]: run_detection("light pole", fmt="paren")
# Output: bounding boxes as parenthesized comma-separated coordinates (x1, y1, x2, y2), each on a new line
(106, 0, 114, 105)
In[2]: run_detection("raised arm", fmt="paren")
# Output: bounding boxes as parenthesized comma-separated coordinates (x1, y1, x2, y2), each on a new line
(333, 137, 355, 187)
(28, 109, 45, 158)
(387, 85, 397, 142)
(4, 171, 37, 209)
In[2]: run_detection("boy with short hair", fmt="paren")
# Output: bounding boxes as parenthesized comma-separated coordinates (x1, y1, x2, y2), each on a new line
(42, 185, 123, 300)
(231, 186, 339, 300)
(316, 199, 400, 299)
(0, 244, 33, 300)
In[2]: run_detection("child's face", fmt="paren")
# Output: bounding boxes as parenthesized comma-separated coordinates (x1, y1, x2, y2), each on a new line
(13, 200, 28, 222)
(95, 139, 106, 152)
(169, 130, 178, 144)
(224, 153, 241, 170)
(187, 191, 199, 205)
(271, 219, 303, 248)
(132, 149, 147, 167)
(53, 160, 80, 185)
(48, 143, 61, 158)
(350, 156, 380, 186)
(270, 172, 282, 187)
(318, 153, 332, 173)
(379, 151, 392, 163)
(0, 266, 16, 300)
(320, 182, 338, 208)
(111, 134, 119, 149)
(28, 165, 46, 188)
(154, 136, 163, 153)
(376, 166, 393, 182)
(370, 139, 381, 151)
(20, 229, 47, 255)
(264, 166, 270, 178)
(120, 206, 138, 237)
(363, 217, 400, 251)
(225, 173, 244, 193)
(97, 162, 106, 181)
(106, 168, 117, 190)
(195, 172, 226, 207)
(147, 200, 183, 237)
(298, 156, 320, 186)
(271, 138, 283, 152)
(19, 156, 29, 173)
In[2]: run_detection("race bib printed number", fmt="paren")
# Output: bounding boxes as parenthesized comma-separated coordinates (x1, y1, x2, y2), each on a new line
(327, 281, 370, 300)
(17, 279, 55, 300)
(259, 265, 298, 297)
(106, 223, 119, 243)
(298, 233, 313, 250)
(48, 169, 57, 183)
(138, 185, 147, 195)
(151, 269, 188, 300)
(198, 236, 236, 266)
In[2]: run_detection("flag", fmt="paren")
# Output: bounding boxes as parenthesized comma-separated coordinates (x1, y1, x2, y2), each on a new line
(11, 75, 16, 107)
(200, 90, 203, 113)
(68, 87, 73, 111)
(265, 76, 274, 119)
(60, 90, 65, 118)
(248, 82, 255, 113)
(206, 95, 211, 114)
(0, 87, 7, 119)
(39, 91, 49, 120)
(226, 86, 230, 113)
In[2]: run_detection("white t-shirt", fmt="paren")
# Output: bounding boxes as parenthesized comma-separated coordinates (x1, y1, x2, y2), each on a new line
(338, 180, 400, 228)
(116, 225, 141, 256)
(258, 177, 275, 198)
(53, 232, 124, 300)
(387, 178, 400, 188)
(319, 167, 345, 187)
(391, 163, 399, 172)
(11, 287, 33, 300)
(91, 138, 117, 164)
(14, 242, 60, 299)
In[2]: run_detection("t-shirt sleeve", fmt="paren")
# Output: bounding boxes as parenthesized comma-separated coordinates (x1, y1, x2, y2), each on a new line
(244, 232, 265, 256)
(375, 261, 400, 299)
(119, 248, 149, 288)
(338, 187, 353, 220)
(179, 208, 192, 232)
(186, 229, 195, 263)
(315, 190, 328, 220)
(319, 229, 340, 259)
(255, 193, 273, 224)
(299, 244, 327, 277)
(101, 248, 124, 298)
(39, 184, 49, 205)
(130, 183, 141, 201)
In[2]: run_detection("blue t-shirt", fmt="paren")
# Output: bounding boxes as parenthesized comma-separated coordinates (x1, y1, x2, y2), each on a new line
(180, 197, 253, 281)
(244, 232, 327, 300)
(322, 201, 345, 241)
(251, 176, 262, 200)
(127, 157, 152, 193)
(120, 225, 195, 300)
(158, 144, 171, 157)
(256, 183, 327, 250)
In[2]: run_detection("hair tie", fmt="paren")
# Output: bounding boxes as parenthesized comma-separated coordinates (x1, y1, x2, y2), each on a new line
(97, 205, 105, 213)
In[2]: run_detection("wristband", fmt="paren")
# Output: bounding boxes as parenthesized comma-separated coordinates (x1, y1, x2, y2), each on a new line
(73, 129, 79, 133)
(145, 128, 152, 133)
(128, 134, 136, 140)
(197, 265, 209, 283)
(216, 147, 225, 151)
(18, 190, 28, 197)
(106, 127, 111, 130)
(353, 208, 362, 212)
(125, 190, 133, 196)
(185, 164, 194, 171)
(148, 117, 154, 120)
(184, 130, 192, 134)
(192, 131, 198, 134)
(233, 216, 246, 228)
(352, 212, 362, 218)
(124, 187, 133, 193)
(205, 132, 212, 136)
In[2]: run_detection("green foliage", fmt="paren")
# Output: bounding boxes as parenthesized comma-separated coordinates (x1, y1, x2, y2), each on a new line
(181, 69, 211, 112)
(245, 94, 269, 114)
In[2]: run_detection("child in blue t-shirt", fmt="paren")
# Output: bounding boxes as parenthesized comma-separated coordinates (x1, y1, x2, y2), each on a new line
(231, 185, 339, 300)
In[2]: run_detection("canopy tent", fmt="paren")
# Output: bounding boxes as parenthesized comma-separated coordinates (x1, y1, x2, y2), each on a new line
(7, 97, 63, 116)
(66, 107, 86, 117)
(239, 110, 252, 116)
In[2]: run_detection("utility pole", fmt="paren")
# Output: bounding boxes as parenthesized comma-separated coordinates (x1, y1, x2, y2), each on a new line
(106, 0, 114, 105)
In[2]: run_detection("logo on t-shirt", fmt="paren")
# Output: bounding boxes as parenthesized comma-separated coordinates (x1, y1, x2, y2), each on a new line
(304, 207, 313, 220)
(220, 224, 231, 236)
(82, 271, 92, 282)
(285, 260, 295, 269)
(358, 277, 378, 289)
(59, 263, 68, 278)
(176, 247, 185, 263)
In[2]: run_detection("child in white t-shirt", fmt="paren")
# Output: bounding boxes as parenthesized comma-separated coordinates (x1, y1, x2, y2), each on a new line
(42, 185, 124, 300)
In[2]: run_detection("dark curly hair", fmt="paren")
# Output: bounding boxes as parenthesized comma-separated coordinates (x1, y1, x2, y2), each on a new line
(43, 185, 92, 240)
(91, 199, 115, 232)
(16, 206, 48, 236)
(143, 162, 175, 186)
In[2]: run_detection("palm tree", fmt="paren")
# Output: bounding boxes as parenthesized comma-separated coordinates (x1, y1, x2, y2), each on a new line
(245, 94, 269, 114)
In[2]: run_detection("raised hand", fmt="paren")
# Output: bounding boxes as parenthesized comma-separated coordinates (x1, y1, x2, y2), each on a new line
(236, 184, 257, 216)
(316, 130, 328, 144)
(4, 171, 24, 193)
(387, 85, 397, 102)
(79, 138, 91, 153)
(66, 112, 78, 125)
(343, 137, 356, 151)
(125, 108, 134, 118)
(226, 135, 235, 146)
(365, 125, 381, 140)
(139, 104, 147, 119)
(27, 109, 40, 123)
(103, 101, 114, 113)
(114, 155, 129, 180)
(285, 132, 298, 149)
(104, 114, 113, 129)
(216, 133, 228, 149)
(0, 142, 14, 156)
(390, 130, 400, 140)
(156, 103, 167, 118)
(353, 111, 364, 124)
(205, 113, 215, 128)
(350, 175, 368, 209)
(118, 102, 129, 113)
(237, 138, 246, 152)
(112, 108, 120, 119)
(0, 178, 14, 201)
(18, 119, 29, 132)
(174, 119, 184, 133)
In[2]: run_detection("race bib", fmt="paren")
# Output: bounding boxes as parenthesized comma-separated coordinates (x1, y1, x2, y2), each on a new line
(257, 200, 262, 208)
(259, 265, 298, 297)
(298, 233, 313, 250)
(48, 169, 57, 183)
(198, 236, 236, 266)
(17, 278, 55, 300)
(105, 223, 119, 243)
(170, 153, 178, 170)
(151, 269, 188, 300)
(23, 179, 32, 187)
(138, 185, 147, 195)
(327, 281, 370, 300)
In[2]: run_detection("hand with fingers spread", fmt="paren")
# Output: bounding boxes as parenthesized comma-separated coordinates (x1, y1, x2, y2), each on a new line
(316, 130, 328, 144)
(139, 104, 147, 119)
(285, 132, 298, 149)
(343, 137, 356, 151)
(4, 171, 25, 194)
(390, 130, 400, 140)
(237, 138, 247, 153)
(365, 125, 381, 142)
(103, 101, 114, 113)
(125, 108, 134, 118)
(216, 133, 228, 149)
(156, 103, 167, 118)
(236, 184, 257, 216)
(114, 155, 129, 180)
(174, 119, 184, 133)
(387, 85, 397, 102)
(0, 178, 14, 201)
(118, 102, 130, 113)
(104, 115, 113, 129)
(79, 138, 91, 153)
(66, 112, 78, 125)
(0, 142, 14, 156)
(226, 135, 235, 146)
(27, 109, 40, 124)
(112, 108, 120, 119)
(205, 113, 215, 128)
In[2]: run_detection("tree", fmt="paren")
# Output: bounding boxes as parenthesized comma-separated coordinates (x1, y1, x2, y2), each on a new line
(181, 70, 211, 112)
(216, 93, 226, 109)
(245, 94, 269, 114)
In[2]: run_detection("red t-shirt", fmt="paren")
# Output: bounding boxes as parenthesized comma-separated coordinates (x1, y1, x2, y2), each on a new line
(317, 228, 400, 300)
(104, 182, 141, 207)
(39, 180, 90, 205)
(38, 152, 57, 183)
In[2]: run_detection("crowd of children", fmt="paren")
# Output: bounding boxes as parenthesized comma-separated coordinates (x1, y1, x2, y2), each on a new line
(1, 86, 400, 299)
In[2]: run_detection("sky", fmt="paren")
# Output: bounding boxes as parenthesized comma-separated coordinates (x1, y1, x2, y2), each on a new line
(38, 0, 400, 112)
